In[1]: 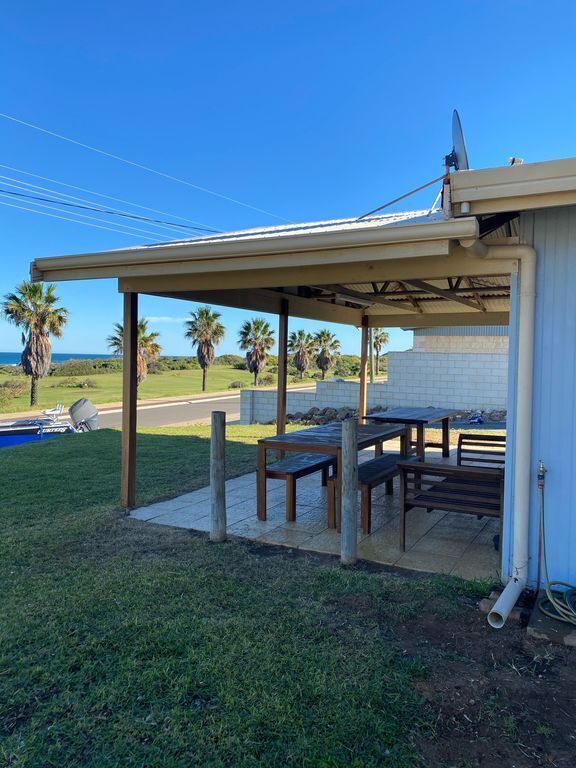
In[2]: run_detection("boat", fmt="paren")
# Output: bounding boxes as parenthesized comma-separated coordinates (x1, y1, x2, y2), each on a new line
(0, 398, 99, 448)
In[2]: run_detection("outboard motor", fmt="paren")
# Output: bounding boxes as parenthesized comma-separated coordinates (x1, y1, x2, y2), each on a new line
(69, 398, 99, 432)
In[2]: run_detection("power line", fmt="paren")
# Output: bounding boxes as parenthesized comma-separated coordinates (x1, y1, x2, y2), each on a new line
(0, 174, 207, 237)
(0, 191, 177, 240)
(0, 162, 220, 231)
(0, 197, 161, 241)
(0, 183, 218, 234)
(0, 111, 293, 223)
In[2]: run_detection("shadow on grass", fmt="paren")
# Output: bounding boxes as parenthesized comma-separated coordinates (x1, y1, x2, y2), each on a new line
(0, 427, 260, 530)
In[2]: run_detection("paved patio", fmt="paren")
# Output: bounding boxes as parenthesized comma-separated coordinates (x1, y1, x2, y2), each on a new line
(131, 446, 501, 580)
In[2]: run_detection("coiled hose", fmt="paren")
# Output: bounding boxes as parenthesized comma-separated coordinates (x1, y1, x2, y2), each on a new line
(538, 460, 576, 625)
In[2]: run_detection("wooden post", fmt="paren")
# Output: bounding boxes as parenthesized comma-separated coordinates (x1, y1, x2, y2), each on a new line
(368, 327, 374, 384)
(210, 410, 227, 542)
(340, 418, 358, 565)
(121, 292, 138, 509)
(358, 318, 369, 423)
(276, 299, 289, 437)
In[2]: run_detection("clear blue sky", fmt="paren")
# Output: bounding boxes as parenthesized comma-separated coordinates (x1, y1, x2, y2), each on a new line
(1, 0, 575, 356)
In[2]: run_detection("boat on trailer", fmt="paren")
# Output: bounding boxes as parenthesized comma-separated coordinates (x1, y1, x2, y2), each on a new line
(0, 398, 99, 448)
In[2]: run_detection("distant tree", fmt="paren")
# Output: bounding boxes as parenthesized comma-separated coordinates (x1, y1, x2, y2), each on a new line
(2, 281, 69, 406)
(288, 329, 314, 380)
(313, 328, 341, 380)
(373, 329, 390, 375)
(184, 306, 225, 391)
(238, 318, 275, 386)
(107, 318, 162, 386)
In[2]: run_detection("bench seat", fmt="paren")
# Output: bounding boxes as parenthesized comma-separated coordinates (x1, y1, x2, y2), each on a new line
(457, 433, 506, 468)
(266, 452, 336, 521)
(398, 461, 504, 551)
(328, 453, 416, 533)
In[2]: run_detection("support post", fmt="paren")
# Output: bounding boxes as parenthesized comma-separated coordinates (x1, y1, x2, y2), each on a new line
(210, 410, 227, 542)
(340, 418, 358, 565)
(121, 292, 138, 509)
(358, 317, 369, 422)
(368, 327, 374, 384)
(276, 299, 289, 437)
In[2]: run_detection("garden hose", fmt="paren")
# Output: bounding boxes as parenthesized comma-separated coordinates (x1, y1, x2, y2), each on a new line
(537, 460, 576, 626)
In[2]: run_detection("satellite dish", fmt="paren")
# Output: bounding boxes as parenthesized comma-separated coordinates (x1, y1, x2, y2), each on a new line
(445, 109, 470, 171)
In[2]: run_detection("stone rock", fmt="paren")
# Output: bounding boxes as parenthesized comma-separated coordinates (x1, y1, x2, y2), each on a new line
(488, 409, 507, 422)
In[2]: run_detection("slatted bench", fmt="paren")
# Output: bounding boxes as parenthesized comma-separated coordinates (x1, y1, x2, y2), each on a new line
(328, 452, 418, 534)
(266, 452, 336, 521)
(457, 433, 506, 468)
(397, 461, 505, 551)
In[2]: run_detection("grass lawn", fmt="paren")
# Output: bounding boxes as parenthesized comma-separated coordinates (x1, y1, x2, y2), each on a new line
(0, 367, 319, 413)
(1, 426, 573, 767)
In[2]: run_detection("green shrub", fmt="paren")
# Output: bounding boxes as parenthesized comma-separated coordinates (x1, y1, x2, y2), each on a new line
(0, 378, 27, 397)
(228, 380, 247, 389)
(215, 354, 245, 367)
(259, 374, 275, 386)
(53, 377, 98, 389)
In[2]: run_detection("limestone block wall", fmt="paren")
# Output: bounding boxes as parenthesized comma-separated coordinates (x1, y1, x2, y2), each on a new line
(240, 351, 508, 424)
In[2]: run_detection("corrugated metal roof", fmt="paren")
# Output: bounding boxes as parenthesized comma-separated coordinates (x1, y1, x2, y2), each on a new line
(138, 208, 445, 249)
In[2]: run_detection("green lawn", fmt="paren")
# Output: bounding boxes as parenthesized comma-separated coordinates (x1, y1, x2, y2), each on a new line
(1, 426, 570, 767)
(0, 367, 318, 413)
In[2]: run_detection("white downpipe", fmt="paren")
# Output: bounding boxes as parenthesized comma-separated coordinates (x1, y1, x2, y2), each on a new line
(460, 241, 537, 628)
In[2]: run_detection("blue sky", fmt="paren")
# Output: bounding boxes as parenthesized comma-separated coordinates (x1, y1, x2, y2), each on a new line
(1, 0, 575, 356)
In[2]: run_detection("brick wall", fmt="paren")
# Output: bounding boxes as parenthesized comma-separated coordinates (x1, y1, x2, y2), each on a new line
(240, 350, 508, 423)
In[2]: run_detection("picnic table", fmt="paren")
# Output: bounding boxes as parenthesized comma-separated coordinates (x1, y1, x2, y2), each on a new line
(257, 421, 409, 521)
(365, 406, 458, 460)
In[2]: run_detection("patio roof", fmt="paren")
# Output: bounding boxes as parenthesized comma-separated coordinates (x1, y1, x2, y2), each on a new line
(31, 206, 514, 329)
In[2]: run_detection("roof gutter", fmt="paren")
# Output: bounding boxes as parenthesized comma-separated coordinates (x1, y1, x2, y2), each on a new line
(460, 239, 536, 629)
(31, 217, 479, 280)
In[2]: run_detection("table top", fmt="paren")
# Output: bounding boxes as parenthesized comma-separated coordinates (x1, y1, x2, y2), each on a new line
(258, 421, 406, 452)
(366, 406, 458, 425)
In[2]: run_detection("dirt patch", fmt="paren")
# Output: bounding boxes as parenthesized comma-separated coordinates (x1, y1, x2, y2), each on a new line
(396, 608, 575, 767)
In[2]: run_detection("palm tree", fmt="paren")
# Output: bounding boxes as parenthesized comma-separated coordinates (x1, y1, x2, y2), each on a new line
(288, 329, 314, 380)
(238, 318, 275, 386)
(184, 306, 225, 391)
(2, 281, 69, 406)
(107, 318, 162, 386)
(373, 329, 390, 376)
(314, 328, 341, 380)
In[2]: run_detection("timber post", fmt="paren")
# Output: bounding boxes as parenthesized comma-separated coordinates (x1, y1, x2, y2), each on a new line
(276, 298, 289, 457)
(121, 291, 138, 509)
(210, 410, 227, 542)
(340, 417, 358, 565)
(358, 316, 369, 422)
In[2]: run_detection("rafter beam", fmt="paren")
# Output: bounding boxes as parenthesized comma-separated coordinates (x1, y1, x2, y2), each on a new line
(318, 284, 419, 313)
(402, 279, 485, 311)
(392, 281, 424, 313)
(464, 277, 486, 312)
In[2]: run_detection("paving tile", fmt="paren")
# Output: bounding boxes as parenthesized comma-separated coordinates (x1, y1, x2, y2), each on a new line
(395, 550, 460, 575)
(302, 529, 340, 555)
(256, 527, 315, 547)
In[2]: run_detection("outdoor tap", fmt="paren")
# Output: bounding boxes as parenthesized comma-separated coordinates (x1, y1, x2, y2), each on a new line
(537, 459, 547, 490)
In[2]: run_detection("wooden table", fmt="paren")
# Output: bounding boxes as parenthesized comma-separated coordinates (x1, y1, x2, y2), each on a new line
(257, 421, 409, 521)
(365, 406, 458, 460)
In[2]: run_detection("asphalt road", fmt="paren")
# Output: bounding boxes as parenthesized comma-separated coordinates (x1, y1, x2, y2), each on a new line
(98, 392, 242, 428)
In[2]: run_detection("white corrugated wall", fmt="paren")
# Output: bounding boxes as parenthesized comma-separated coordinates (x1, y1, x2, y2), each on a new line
(508, 207, 576, 585)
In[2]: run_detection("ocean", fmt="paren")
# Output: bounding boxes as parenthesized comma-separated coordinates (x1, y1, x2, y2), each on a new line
(0, 352, 112, 366)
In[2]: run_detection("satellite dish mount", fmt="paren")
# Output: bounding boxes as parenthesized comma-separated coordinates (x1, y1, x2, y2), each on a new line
(444, 109, 470, 172)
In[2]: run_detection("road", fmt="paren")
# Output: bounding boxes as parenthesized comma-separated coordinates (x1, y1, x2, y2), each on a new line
(98, 393, 242, 428)
(97, 386, 315, 428)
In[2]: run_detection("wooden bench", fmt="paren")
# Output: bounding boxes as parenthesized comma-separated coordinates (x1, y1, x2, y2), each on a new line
(266, 452, 336, 521)
(328, 452, 417, 534)
(397, 461, 505, 551)
(457, 433, 506, 468)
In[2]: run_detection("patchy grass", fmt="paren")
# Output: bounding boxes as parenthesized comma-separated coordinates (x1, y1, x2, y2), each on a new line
(0, 367, 319, 413)
(0, 425, 573, 768)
